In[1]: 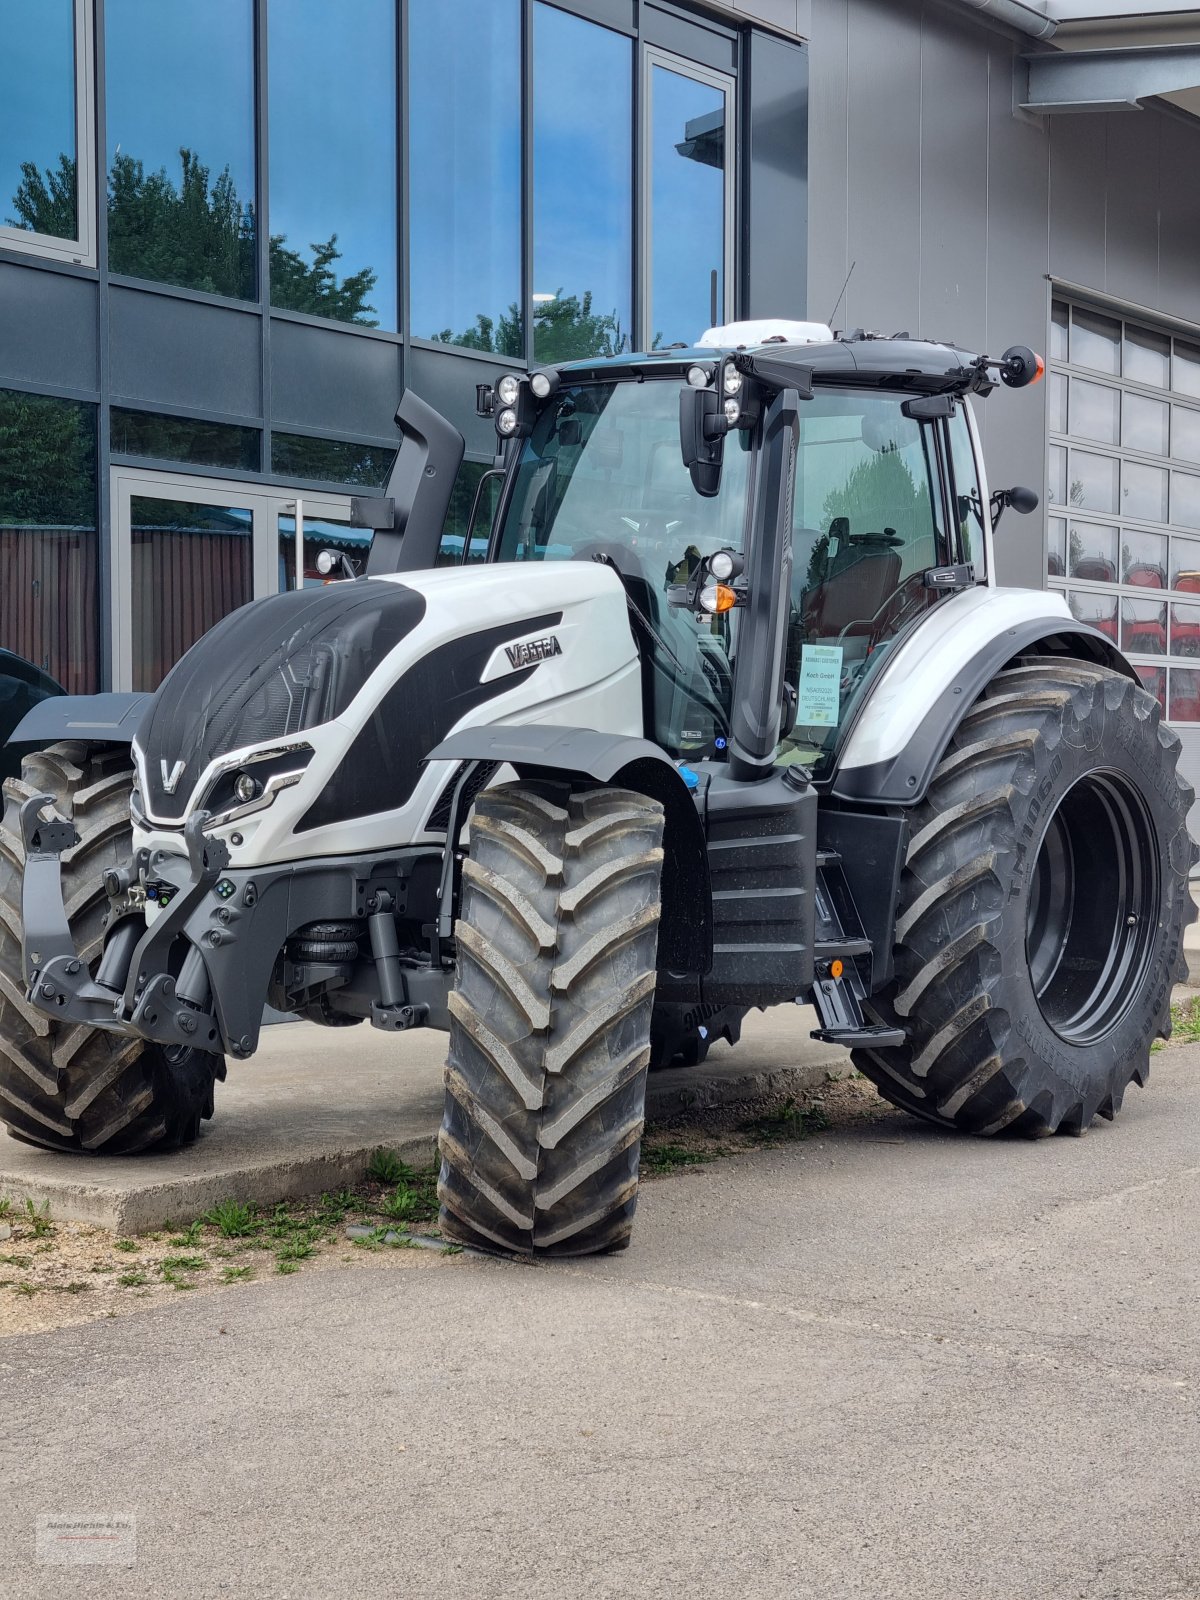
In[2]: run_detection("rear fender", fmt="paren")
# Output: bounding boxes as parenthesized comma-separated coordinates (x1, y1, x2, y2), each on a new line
(830, 587, 1136, 806)
(427, 725, 711, 973)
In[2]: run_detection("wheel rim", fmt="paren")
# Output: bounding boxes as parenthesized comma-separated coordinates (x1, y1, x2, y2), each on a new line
(1025, 769, 1159, 1045)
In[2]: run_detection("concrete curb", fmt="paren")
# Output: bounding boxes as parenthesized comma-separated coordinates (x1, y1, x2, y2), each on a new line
(0, 1013, 847, 1233)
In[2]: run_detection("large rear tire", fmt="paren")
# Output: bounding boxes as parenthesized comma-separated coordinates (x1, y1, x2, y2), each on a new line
(438, 782, 663, 1255)
(0, 743, 225, 1154)
(854, 659, 1197, 1136)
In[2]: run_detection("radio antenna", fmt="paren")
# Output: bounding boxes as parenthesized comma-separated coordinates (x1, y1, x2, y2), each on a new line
(827, 260, 856, 330)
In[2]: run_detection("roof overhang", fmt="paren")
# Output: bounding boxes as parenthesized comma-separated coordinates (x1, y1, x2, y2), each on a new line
(1020, 39, 1200, 110)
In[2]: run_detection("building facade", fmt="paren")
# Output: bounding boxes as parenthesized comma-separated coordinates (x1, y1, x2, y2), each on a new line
(2, 0, 1199, 800)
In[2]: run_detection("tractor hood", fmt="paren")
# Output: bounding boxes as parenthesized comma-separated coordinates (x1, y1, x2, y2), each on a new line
(130, 562, 642, 866)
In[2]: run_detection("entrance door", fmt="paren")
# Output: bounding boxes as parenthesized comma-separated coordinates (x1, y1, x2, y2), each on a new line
(110, 468, 355, 691)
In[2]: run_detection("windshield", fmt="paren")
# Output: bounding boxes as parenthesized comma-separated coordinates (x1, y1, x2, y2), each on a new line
(495, 379, 752, 760)
(494, 377, 956, 775)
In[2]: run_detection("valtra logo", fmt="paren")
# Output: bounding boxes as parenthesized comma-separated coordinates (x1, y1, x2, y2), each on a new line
(505, 635, 563, 670)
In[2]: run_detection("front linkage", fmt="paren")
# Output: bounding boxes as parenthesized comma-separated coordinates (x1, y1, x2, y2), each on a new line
(20, 796, 227, 1055)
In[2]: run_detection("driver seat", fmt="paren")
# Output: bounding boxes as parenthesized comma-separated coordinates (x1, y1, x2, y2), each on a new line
(805, 534, 902, 640)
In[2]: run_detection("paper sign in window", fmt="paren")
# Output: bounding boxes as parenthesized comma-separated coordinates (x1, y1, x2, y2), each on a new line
(796, 643, 843, 727)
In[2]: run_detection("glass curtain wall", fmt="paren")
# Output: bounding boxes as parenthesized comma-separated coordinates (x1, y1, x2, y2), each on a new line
(268, 0, 398, 327)
(0, 1, 80, 248)
(531, 4, 633, 362)
(408, 0, 522, 356)
(0, 389, 98, 692)
(105, 0, 257, 298)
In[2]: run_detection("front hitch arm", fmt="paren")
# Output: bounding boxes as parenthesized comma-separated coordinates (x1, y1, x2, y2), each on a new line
(20, 796, 226, 1053)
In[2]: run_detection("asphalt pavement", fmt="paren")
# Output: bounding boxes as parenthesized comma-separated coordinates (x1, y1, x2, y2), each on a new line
(2, 1044, 1198, 1599)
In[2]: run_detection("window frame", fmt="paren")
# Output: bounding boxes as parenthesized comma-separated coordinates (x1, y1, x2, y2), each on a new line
(0, 0, 96, 268)
(639, 46, 736, 347)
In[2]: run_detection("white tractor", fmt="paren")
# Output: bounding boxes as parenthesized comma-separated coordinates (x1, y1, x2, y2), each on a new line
(3, 321, 1194, 1255)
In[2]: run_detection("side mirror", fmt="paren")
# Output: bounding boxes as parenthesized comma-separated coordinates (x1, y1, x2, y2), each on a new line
(990, 485, 1039, 529)
(679, 385, 725, 498)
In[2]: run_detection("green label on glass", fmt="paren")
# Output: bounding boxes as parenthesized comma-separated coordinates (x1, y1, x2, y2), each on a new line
(797, 644, 843, 727)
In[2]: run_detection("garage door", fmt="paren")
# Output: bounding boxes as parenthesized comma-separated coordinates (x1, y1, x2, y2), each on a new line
(1046, 294, 1200, 852)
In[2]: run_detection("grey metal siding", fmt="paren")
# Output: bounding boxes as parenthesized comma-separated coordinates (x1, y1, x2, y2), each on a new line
(808, 0, 1200, 594)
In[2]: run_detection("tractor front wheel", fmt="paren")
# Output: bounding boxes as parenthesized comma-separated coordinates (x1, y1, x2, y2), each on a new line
(0, 743, 225, 1154)
(854, 659, 1196, 1135)
(438, 781, 664, 1255)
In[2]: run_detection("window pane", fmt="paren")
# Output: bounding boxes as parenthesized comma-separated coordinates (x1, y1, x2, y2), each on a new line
(1122, 529, 1166, 584)
(1048, 372, 1066, 434)
(106, 0, 256, 299)
(1070, 308, 1120, 375)
(533, 4, 632, 362)
(1122, 460, 1168, 524)
(111, 409, 260, 470)
(1135, 664, 1166, 711)
(279, 514, 369, 589)
(1050, 301, 1069, 363)
(1171, 536, 1200, 591)
(1068, 450, 1118, 514)
(1047, 516, 1066, 578)
(269, 0, 395, 327)
(1068, 588, 1117, 641)
(437, 462, 501, 567)
(0, 389, 97, 692)
(1123, 392, 1169, 456)
(409, 0, 521, 355)
(271, 433, 394, 487)
(1068, 520, 1116, 581)
(1124, 325, 1170, 388)
(1172, 471, 1200, 530)
(1171, 604, 1200, 658)
(1069, 378, 1119, 444)
(1173, 342, 1200, 400)
(1169, 667, 1200, 721)
(1047, 443, 1066, 507)
(1172, 406, 1200, 466)
(0, 0, 77, 243)
(130, 497, 252, 690)
(649, 65, 727, 347)
(1122, 597, 1166, 655)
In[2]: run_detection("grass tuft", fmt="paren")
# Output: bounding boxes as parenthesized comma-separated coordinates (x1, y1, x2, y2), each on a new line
(202, 1199, 260, 1239)
(367, 1148, 408, 1186)
(641, 1143, 718, 1175)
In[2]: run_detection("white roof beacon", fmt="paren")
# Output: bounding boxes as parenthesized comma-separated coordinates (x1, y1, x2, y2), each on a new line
(697, 318, 835, 349)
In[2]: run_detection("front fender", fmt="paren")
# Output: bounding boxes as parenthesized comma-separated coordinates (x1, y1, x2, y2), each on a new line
(829, 587, 1135, 806)
(427, 725, 711, 973)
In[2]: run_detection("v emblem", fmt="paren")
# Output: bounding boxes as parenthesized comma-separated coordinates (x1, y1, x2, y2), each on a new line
(160, 759, 186, 795)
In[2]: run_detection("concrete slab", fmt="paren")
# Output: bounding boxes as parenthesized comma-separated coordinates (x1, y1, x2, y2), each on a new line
(0, 1007, 847, 1233)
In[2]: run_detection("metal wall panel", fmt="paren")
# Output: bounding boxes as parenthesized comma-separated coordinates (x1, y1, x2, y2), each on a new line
(843, 0, 921, 336)
(270, 318, 403, 439)
(0, 262, 99, 394)
(109, 288, 262, 417)
(407, 344, 506, 462)
(808, 0, 1200, 592)
(742, 30, 808, 320)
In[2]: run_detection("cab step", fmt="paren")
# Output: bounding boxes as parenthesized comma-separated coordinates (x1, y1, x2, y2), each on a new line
(810, 1024, 906, 1049)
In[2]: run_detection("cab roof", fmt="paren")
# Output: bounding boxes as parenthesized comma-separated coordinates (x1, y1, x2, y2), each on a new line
(551, 332, 987, 397)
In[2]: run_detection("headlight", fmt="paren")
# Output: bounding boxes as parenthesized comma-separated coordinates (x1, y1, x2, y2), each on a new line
(497, 374, 521, 407)
(723, 366, 743, 396)
(530, 371, 555, 399)
(496, 408, 519, 437)
(723, 398, 740, 424)
(709, 550, 736, 581)
(686, 364, 712, 389)
(234, 773, 259, 804)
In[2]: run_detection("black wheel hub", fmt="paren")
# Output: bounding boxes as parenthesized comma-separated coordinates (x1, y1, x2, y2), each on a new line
(1025, 769, 1159, 1045)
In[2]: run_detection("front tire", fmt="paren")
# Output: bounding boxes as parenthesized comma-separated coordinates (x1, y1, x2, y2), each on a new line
(854, 659, 1197, 1136)
(0, 743, 225, 1154)
(438, 782, 664, 1255)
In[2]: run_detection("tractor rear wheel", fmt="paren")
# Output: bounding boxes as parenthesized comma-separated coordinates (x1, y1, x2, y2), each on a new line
(0, 742, 225, 1153)
(854, 659, 1197, 1135)
(438, 781, 664, 1255)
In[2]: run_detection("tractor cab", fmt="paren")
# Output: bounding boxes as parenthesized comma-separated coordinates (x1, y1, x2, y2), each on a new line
(477, 326, 1019, 781)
